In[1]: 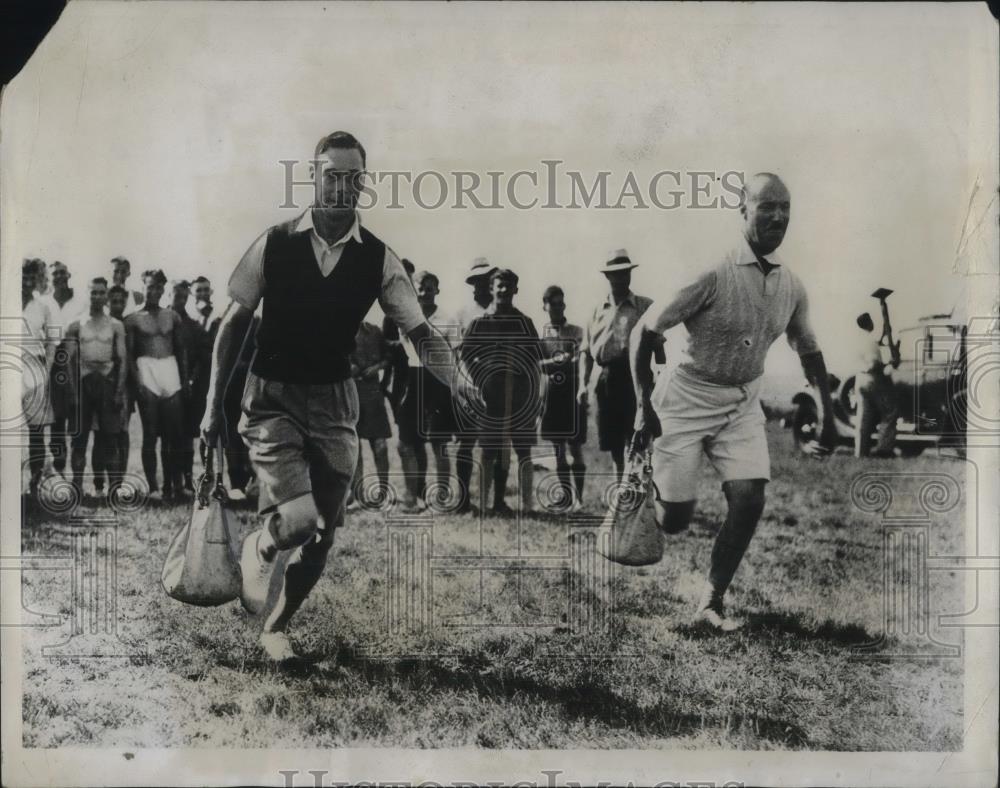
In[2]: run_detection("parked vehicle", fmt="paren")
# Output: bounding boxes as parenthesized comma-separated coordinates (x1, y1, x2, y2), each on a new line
(790, 314, 967, 456)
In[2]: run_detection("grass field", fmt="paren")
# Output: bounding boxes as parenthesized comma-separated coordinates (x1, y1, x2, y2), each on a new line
(18, 423, 965, 750)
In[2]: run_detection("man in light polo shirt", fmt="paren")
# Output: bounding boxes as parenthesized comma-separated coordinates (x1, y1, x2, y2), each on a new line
(201, 131, 483, 662)
(631, 173, 837, 631)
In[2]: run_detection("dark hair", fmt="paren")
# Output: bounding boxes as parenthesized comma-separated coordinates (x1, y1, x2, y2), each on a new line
(22, 259, 36, 278)
(172, 279, 191, 291)
(315, 131, 366, 167)
(542, 285, 564, 304)
(108, 285, 128, 298)
(413, 270, 439, 288)
(400, 258, 415, 276)
(192, 276, 210, 285)
(111, 256, 130, 268)
(142, 269, 167, 286)
(491, 268, 519, 286)
(90, 277, 109, 288)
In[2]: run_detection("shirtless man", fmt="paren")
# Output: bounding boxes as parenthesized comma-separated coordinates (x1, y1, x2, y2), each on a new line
(124, 269, 190, 499)
(65, 278, 127, 499)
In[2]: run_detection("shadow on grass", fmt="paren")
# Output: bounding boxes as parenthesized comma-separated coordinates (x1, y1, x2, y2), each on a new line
(745, 610, 873, 646)
(212, 642, 811, 747)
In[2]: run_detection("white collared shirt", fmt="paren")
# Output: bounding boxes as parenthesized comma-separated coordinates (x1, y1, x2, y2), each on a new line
(227, 209, 425, 336)
(294, 210, 364, 277)
(40, 291, 88, 338)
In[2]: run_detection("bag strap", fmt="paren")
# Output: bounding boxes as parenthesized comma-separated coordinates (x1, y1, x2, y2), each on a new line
(198, 441, 229, 506)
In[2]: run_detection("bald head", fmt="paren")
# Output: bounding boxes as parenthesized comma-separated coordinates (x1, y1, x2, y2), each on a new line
(741, 172, 791, 255)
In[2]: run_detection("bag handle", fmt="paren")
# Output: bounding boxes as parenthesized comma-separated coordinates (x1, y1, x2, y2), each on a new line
(198, 440, 228, 507)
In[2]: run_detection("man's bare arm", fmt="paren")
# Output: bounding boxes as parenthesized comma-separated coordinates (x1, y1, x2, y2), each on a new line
(171, 311, 189, 392)
(800, 350, 837, 450)
(124, 319, 140, 399)
(405, 322, 484, 412)
(200, 302, 255, 445)
(112, 322, 127, 400)
(577, 349, 594, 404)
(629, 322, 663, 439)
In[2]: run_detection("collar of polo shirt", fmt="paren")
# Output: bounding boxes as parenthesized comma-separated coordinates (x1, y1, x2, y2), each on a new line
(294, 209, 363, 250)
(736, 235, 784, 267)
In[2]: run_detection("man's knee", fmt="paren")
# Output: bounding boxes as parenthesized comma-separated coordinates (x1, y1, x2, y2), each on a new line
(722, 479, 767, 519)
(653, 498, 696, 534)
(270, 494, 321, 550)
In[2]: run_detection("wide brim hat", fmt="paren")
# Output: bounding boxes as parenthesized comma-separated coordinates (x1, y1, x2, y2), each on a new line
(465, 256, 497, 283)
(601, 248, 638, 273)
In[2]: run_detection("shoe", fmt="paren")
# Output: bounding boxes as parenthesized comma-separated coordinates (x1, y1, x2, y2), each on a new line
(260, 631, 298, 662)
(695, 606, 743, 632)
(240, 531, 276, 615)
(228, 488, 247, 502)
(398, 497, 427, 514)
(183, 474, 195, 492)
(571, 499, 585, 513)
(490, 502, 515, 517)
(345, 499, 363, 513)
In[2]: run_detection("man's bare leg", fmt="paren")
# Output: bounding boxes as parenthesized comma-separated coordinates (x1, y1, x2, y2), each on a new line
(429, 439, 450, 506)
(136, 389, 160, 492)
(515, 445, 534, 513)
(568, 440, 586, 506)
(261, 471, 352, 636)
(700, 479, 766, 628)
(397, 440, 426, 508)
(160, 393, 185, 496)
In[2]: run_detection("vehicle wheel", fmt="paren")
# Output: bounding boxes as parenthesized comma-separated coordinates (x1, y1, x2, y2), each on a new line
(838, 375, 858, 418)
(792, 403, 819, 452)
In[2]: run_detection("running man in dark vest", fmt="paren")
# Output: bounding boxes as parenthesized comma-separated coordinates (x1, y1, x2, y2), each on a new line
(201, 131, 483, 662)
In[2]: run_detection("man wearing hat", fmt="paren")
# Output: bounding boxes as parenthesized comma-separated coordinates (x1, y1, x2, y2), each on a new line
(854, 311, 898, 458)
(462, 268, 542, 515)
(579, 249, 659, 480)
(630, 173, 837, 631)
(453, 256, 497, 512)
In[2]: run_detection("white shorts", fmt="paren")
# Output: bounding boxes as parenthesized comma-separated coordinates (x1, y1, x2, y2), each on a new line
(136, 355, 181, 398)
(650, 367, 770, 502)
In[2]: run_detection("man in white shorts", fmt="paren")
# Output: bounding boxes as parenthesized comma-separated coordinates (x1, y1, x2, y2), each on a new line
(125, 269, 190, 499)
(631, 173, 837, 631)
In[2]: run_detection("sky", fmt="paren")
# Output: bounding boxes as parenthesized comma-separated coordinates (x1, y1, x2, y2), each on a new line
(2, 1, 997, 382)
